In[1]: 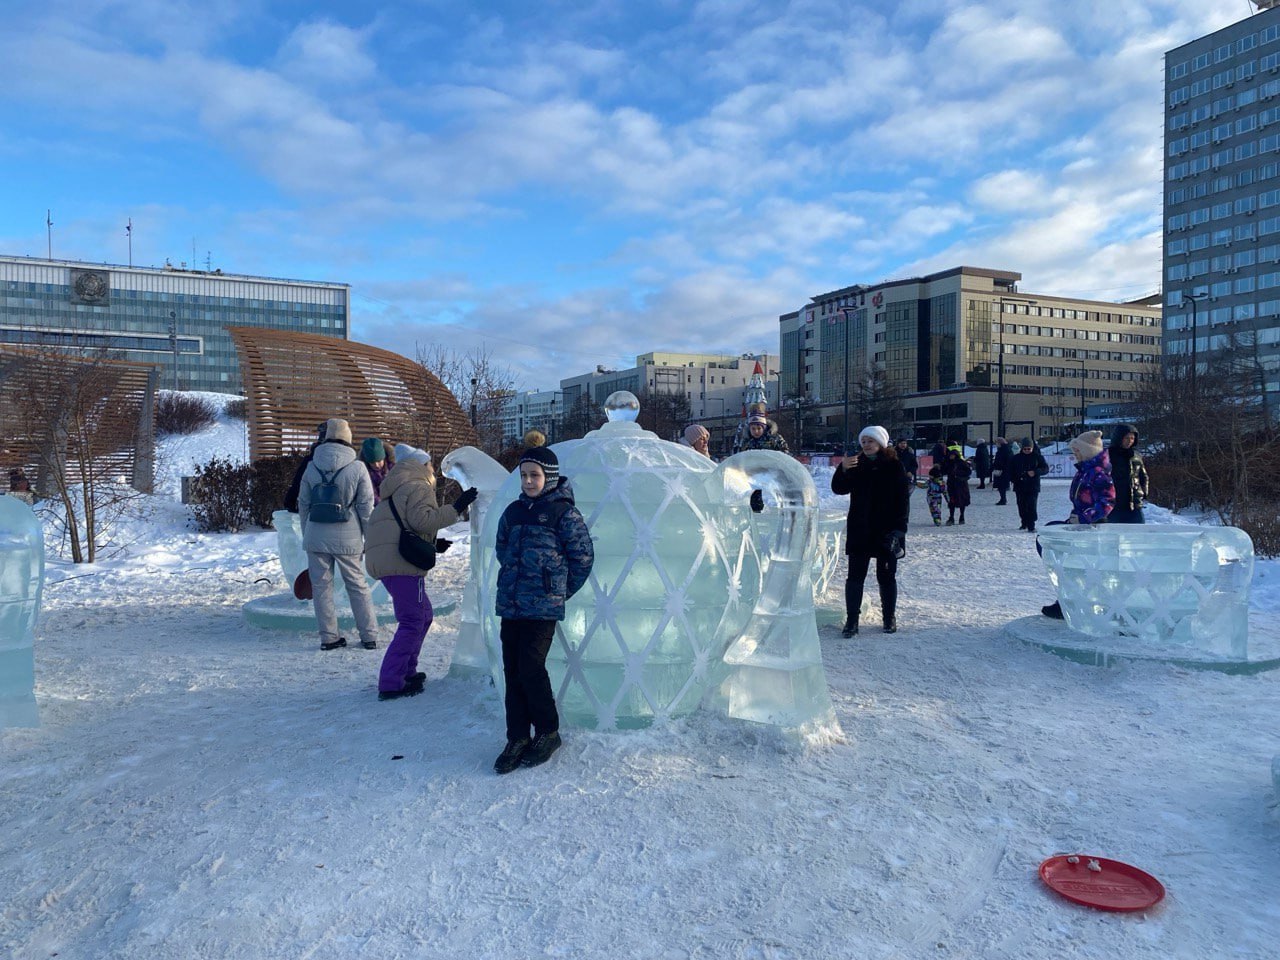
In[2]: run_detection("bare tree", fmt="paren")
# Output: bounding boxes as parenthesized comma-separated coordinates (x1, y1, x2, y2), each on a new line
(1, 347, 154, 563)
(637, 388, 692, 442)
(557, 393, 606, 441)
(416, 343, 518, 455)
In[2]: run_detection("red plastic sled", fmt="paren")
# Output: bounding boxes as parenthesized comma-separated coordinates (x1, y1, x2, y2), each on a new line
(1039, 855, 1165, 912)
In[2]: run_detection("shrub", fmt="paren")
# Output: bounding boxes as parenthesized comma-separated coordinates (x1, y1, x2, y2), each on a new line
(224, 398, 247, 420)
(250, 455, 304, 528)
(156, 393, 218, 435)
(190, 456, 254, 532)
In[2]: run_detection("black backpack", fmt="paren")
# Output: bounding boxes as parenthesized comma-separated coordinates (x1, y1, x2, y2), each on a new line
(307, 463, 354, 524)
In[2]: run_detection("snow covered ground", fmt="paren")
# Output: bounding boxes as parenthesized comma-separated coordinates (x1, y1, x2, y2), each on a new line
(3, 412, 1280, 959)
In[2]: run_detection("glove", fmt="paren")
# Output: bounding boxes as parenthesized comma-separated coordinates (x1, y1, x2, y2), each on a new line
(749, 489, 764, 513)
(883, 530, 906, 559)
(434, 538, 452, 554)
(452, 487, 478, 513)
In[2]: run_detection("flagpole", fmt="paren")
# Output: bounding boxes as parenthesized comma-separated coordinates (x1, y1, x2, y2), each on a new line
(126, 218, 132, 267)
(46, 210, 52, 259)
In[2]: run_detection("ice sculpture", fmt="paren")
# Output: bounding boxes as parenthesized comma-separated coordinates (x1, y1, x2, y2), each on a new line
(442, 391, 842, 740)
(0, 495, 42, 727)
(1037, 524, 1254, 656)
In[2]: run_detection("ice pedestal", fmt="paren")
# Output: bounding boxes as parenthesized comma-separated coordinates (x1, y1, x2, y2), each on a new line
(0, 496, 43, 728)
(442, 392, 842, 741)
(1036, 524, 1256, 661)
(241, 510, 395, 632)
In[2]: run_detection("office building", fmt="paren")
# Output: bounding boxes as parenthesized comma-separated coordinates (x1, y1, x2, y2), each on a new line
(1164, 2, 1280, 406)
(779, 266, 1162, 445)
(0, 254, 350, 393)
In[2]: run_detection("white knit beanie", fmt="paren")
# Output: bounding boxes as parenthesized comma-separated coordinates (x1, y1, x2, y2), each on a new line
(1070, 430, 1104, 462)
(393, 443, 431, 465)
(858, 426, 891, 450)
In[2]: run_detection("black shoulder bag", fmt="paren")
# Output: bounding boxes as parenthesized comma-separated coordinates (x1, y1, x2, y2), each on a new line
(388, 491, 437, 572)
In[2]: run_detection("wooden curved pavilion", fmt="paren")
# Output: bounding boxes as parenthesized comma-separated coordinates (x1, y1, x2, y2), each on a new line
(228, 327, 476, 461)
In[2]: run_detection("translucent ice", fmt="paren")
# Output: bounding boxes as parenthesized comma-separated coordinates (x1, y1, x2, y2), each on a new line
(272, 510, 390, 609)
(0, 495, 42, 727)
(1037, 524, 1254, 655)
(443, 391, 842, 739)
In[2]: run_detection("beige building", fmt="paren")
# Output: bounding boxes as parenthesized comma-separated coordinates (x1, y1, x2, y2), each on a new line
(778, 267, 1162, 447)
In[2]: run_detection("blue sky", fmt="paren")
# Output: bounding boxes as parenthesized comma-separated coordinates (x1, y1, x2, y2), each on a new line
(0, 0, 1255, 389)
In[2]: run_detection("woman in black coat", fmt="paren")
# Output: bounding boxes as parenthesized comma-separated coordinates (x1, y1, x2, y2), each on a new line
(830, 425, 911, 636)
(1108, 424, 1149, 524)
(942, 447, 972, 524)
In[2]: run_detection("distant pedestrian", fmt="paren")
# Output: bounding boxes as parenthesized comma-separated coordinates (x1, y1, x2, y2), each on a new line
(283, 422, 327, 513)
(991, 438, 1013, 505)
(974, 440, 991, 489)
(943, 445, 971, 525)
(1009, 438, 1049, 532)
(925, 463, 948, 526)
(1108, 424, 1149, 524)
(297, 418, 380, 652)
(895, 438, 919, 485)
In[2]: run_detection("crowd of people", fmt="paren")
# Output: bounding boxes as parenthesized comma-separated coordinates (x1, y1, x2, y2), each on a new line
(285, 409, 1149, 774)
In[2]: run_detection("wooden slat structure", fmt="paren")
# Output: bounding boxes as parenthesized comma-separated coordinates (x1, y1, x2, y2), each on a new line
(228, 326, 477, 461)
(0, 346, 157, 492)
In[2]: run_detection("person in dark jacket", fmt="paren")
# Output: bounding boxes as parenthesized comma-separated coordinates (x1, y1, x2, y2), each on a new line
(894, 438, 919, 485)
(492, 446, 595, 774)
(1008, 437, 1049, 532)
(283, 422, 327, 513)
(974, 440, 991, 489)
(830, 425, 910, 636)
(943, 445, 972, 525)
(359, 437, 391, 505)
(1108, 424, 1149, 524)
(929, 440, 947, 465)
(991, 438, 1013, 505)
(741, 414, 790, 453)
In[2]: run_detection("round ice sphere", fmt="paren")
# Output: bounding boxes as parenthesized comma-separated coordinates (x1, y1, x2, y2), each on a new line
(604, 390, 640, 422)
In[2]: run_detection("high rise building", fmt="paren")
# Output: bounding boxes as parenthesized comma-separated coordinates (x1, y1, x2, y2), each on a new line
(0, 254, 350, 393)
(1164, 2, 1280, 406)
(779, 267, 1161, 446)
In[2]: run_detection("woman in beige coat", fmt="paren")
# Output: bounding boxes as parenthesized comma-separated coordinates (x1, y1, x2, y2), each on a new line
(365, 444, 477, 699)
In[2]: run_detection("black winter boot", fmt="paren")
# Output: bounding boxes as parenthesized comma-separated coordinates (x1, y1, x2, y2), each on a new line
(883, 617, 898, 634)
(520, 731, 562, 768)
(842, 620, 859, 638)
(1041, 601, 1064, 620)
(494, 738, 530, 774)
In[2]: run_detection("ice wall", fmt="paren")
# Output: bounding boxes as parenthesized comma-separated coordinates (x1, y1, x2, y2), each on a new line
(0, 496, 42, 727)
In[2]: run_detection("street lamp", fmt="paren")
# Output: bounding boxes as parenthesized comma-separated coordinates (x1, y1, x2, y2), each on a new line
(168, 310, 178, 392)
(1184, 289, 1207, 396)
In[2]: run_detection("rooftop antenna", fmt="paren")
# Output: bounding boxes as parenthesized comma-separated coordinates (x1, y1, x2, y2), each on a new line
(46, 210, 52, 260)
(126, 218, 132, 267)
(206, 250, 211, 271)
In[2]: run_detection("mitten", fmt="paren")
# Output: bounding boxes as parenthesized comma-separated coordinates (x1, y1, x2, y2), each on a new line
(452, 487, 478, 512)
(434, 538, 453, 553)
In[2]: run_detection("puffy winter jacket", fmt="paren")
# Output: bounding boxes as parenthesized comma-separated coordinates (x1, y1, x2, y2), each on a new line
(741, 422, 791, 454)
(1109, 425, 1149, 512)
(830, 453, 910, 555)
(1009, 448, 1049, 493)
(1069, 449, 1116, 525)
(298, 441, 374, 555)
(363, 460, 459, 579)
(495, 477, 595, 621)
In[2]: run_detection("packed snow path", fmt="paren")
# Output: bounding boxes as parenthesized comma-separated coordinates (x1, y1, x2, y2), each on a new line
(2, 482, 1278, 959)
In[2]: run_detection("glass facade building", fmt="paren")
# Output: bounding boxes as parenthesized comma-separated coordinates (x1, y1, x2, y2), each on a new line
(1164, 5, 1280, 402)
(0, 255, 349, 393)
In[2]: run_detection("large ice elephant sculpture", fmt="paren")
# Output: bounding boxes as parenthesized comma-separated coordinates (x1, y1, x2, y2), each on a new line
(443, 391, 842, 741)
(0, 495, 42, 728)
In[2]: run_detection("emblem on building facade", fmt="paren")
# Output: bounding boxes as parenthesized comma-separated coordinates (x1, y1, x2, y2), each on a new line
(70, 269, 110, 305)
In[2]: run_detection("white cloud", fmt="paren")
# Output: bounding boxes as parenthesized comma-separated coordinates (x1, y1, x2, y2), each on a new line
(276, 20, 378, 86)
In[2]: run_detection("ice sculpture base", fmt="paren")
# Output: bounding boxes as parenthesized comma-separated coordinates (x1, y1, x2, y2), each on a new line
(1005, 615, 1280, 675)
(242, 593, 456, 632)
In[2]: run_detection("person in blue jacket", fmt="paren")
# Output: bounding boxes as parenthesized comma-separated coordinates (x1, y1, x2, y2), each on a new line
(492, 447, 595, 774)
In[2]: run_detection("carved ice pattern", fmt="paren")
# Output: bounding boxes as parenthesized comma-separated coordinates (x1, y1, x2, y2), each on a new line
(0, 496, 42, 727)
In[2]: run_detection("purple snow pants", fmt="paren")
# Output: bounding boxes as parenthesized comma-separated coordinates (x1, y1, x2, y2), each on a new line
(377, 575, 434, 693)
